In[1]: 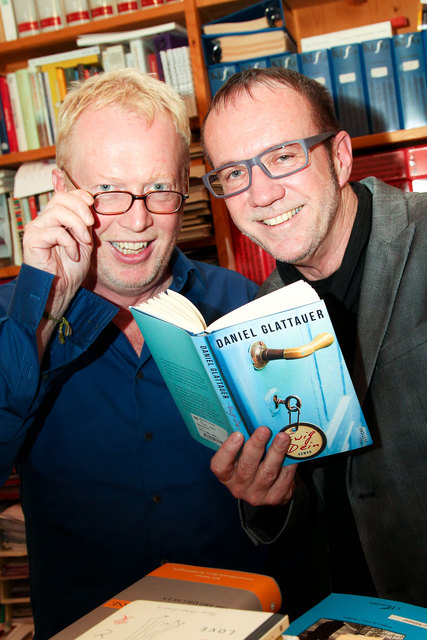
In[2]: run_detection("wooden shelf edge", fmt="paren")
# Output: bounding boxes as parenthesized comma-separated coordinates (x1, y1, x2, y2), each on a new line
(352, 127, 427, 152)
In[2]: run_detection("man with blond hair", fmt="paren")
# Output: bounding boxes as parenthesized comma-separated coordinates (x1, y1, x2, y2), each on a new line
(0, 70, 275, 639)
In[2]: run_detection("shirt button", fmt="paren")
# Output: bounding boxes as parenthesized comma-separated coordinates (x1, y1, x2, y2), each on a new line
(144, 432, 153, 441)
(153, 494, 162, 504)
(136, 370, 144, 380)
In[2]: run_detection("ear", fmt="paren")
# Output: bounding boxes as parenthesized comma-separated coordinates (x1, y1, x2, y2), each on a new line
(331, 131, 353, 188)
(52, 168, 66, 193)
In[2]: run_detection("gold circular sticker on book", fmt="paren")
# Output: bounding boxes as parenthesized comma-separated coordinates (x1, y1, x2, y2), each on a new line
(282, 423, 327, 460)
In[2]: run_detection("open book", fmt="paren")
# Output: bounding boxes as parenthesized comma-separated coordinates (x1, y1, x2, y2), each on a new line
(130, 281, 372, 465)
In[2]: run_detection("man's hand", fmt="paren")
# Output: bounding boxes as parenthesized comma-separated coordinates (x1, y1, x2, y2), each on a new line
(23, 189, 95, 311)
(210, 427, 297, 506)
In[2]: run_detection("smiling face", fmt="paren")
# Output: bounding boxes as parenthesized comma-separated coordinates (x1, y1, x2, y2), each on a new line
(203, 83, 356, 279)
(66, 104, 188, 306)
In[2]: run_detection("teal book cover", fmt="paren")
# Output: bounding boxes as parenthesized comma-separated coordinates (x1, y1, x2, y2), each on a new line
(130, 281, 372, 467)
(286, 593, 427, 638)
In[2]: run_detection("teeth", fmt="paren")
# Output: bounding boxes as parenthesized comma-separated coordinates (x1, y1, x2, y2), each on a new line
(112, 241, 148, 255)
(263, 206, 302, 226)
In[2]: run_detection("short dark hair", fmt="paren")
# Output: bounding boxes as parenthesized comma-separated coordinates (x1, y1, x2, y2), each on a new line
(201, 67, 341, 161)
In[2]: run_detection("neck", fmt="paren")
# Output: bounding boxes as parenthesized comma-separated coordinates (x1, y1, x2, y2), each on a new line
(296, 184, 358, 281)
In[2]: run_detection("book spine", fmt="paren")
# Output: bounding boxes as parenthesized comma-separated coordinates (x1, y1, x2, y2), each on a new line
(7, 196, 23, 266)
(361, 38, 403, 134)
(6, 73, 28, 152)
(0, 0, 18, 41)
(392, 31, 427, 129)
(330, 43, 372, 137)
(0, 94, 10, 154)
(0, 193, 13, 261)
(14, 69, 41, 150)
(28, 67, 50, 148)
(0, 76, 19, 153)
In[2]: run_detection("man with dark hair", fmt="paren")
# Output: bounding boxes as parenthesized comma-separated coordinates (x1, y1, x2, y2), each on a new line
(202, 67, 427, 609)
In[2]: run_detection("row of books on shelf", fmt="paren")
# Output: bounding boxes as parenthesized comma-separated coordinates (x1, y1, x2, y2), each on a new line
(0, 0, 180, 41)
(206, 30, 427, 138)
(231, 143, 427, 285)
(0, 156, 213, 269)
(0, 22, 196, 155)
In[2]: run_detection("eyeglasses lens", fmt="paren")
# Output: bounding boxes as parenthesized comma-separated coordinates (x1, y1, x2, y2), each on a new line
(93, 191, 183, 214)
(209, 142, 307, 197)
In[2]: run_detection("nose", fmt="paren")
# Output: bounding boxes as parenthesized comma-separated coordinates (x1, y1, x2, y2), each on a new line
(119, 197, 153, 231)
(247, 165, 286, 207)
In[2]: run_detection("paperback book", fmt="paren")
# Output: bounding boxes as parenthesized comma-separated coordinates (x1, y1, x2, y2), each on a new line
(286, 593, 427, 639)
(130, 281, 372, 466)
(72, 600, 289, 640)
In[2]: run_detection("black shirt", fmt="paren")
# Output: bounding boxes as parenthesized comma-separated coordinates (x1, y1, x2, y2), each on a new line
(276, 182, 377, 597)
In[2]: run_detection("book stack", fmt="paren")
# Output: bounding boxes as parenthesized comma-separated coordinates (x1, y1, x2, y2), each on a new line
(179, 162, 212, 244)
(50, 563, 288, 640)
(202, 0, 296, 97)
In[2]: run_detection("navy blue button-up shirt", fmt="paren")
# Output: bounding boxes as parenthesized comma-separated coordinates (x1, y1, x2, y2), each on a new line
(0, 249, 275, 639)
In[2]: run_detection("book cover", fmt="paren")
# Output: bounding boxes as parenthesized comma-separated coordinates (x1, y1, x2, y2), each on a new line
(300, 49, 336, 106)
(130, 281, 372, 466)
(7, 196, 23, 266)
(269, 51, 302, 71)
(286, 593, 427, 639)
(207, 62, 239, 97)
(14, 68, 40, 150)
(392, 31, 427, 129)
(6, 72, 27, 152)
(0, 86, 10, 154)
(361, 37, 403, 134)
(329, 43, 371, 137)
(0, 0, 18, 41)
(50, 563, 284, 640)
(0, 76, 18, 153)
(27, 67, 51, 148)
(65, 600, 289, 640)
(0, 193, 12, 260)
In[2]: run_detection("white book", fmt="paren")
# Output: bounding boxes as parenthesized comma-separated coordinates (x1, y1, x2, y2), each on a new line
(6, 73, 27, 152)
(0, 0, 17, 41)
(28, 45, 101, 68)
(101, 44, 127, 71)
(73, 600, 289, 640)
(76, 21, 187, 46)
(129, 38, 154, 74)
(300, 21, 393, 52)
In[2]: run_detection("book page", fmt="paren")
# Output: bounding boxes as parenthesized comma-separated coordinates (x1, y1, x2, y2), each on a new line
(207, 280, 319, 332)
(135, 290, 207, 333)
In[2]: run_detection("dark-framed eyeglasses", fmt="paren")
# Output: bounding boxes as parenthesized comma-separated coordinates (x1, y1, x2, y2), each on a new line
(62, 169, 189, 215)
(202, 131, 336, 199)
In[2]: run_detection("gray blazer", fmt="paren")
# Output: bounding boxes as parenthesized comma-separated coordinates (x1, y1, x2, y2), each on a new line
(255, 177, 427, 606)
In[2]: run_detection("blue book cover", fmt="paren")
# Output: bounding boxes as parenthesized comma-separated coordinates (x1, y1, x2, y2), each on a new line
(268, 52, 301, 71)
(207, 62, 239, 97)
(300, 49, 336, 108)
(392, 31, 427, 130)
(130, 281, 372, 466)
(330, 43, 371, 137)
(287, 593, 427, 638)
(361, 37, 403, 133)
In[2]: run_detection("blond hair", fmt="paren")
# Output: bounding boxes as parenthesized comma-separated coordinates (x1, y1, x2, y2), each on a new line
(56, 69, 191, 169)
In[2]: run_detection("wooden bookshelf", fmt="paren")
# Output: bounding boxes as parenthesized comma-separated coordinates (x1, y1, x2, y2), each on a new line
(0, 0, 425, 281)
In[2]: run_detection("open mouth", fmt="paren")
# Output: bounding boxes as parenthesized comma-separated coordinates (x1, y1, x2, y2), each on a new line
(263, 205, 302, 226)
(111, 241, 150, 255)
